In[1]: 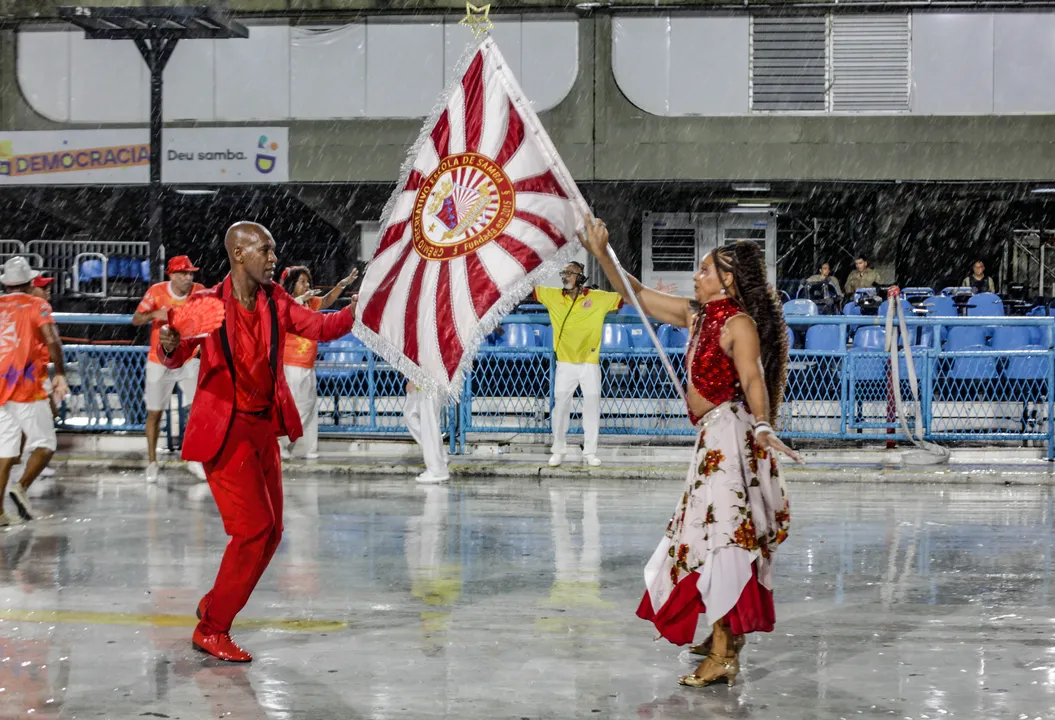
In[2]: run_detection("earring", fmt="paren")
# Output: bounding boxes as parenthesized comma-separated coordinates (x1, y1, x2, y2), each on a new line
(720, 288, 727, 295)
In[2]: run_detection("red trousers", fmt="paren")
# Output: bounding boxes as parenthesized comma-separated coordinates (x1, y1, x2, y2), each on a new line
(197, 412, 283, 636)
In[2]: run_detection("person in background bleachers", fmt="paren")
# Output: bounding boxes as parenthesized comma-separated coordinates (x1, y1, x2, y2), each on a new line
(961, 260, 996, 294)
(534, 262, 623, 468)
(0, 258, 69, 524)
(806, 263, 843, 297)
(843, 254, 881, 296)
(132, 256, 206, 484)
(278, 265, 358, 460)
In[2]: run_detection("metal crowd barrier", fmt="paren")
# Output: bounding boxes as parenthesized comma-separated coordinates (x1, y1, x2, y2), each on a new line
(52, 312, 1055, 459)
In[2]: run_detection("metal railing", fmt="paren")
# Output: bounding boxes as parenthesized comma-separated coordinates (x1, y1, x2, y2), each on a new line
(50, 312, 1055, 458)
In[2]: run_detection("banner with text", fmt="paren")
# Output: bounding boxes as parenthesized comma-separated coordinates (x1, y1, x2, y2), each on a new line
(0, 128, 288, 185)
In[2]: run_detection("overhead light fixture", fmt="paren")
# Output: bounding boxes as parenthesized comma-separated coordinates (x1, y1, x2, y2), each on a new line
(1032, 187, 1055, 194)
(175, 188, 218, 195)
(727, 206, 773, 214)
(735, 202, 772, 208)
(732, 183, 771, 193)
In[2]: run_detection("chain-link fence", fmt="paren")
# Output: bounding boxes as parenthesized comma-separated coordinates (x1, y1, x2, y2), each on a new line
(52, 313, 1055, 458)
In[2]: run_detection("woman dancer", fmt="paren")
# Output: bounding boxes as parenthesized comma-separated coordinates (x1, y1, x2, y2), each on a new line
(280, 266, 358, 459)
(579, 216, 798, 688)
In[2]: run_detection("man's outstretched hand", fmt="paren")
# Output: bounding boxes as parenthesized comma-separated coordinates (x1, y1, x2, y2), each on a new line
(160, 325, 181, 354)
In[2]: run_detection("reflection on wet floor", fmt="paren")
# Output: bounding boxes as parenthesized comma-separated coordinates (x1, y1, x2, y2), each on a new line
(0, 472, 1052, 718)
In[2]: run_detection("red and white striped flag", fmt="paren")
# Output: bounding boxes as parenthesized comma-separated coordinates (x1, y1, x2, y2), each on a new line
(354, 38, 588, 397)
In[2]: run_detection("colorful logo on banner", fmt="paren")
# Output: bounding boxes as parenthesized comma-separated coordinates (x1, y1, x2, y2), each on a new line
(0, 139, 149, 177)
(413, 152, 515, 261)
(256, 135, 280, 174)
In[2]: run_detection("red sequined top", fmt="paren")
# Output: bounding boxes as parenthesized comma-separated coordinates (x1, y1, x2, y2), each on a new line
(686, 298, 746, 424)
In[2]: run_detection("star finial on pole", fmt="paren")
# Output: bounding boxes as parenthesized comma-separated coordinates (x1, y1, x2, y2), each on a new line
(459, 3, 494, 39)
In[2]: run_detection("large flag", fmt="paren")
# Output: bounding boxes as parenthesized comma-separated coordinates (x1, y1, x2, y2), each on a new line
(354, 37, 588, 398)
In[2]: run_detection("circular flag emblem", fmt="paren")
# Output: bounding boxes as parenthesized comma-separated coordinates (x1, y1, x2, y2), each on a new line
(411, 152, 515, 261)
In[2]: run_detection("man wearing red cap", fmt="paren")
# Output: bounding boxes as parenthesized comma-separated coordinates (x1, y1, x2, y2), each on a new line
(133, 256, 206, 483)
(159, 222, 355, 662)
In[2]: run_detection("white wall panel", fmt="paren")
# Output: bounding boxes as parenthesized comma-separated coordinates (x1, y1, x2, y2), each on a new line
(365, 20, 444, 118)
(669, 16, 748, 115)
(70, 31, 148, 122)
(994, 13, 1055, 113)
(291, 25, 366, 119)
(16, 19, 578, 122)
(215, 24, 290, 121)
(521, 19, 579, 111)
(16, 30, 70, 122)
(612, 16, 670, 115)
(164, 39, 216, 121)
(911, 13, 994, 115)
(613, 15, 748, 117)
(444, 18, 522, 86)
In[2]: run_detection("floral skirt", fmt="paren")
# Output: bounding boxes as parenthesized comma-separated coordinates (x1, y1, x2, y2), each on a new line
(636, 401, 790, 645)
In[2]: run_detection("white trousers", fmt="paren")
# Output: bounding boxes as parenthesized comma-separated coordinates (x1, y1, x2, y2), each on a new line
(281, 365, 319, 456)
(0, 401, 56, 457)
(145, 358, 199, 412)
(404, 387, 449, 479)
(551, 362, 601, 456)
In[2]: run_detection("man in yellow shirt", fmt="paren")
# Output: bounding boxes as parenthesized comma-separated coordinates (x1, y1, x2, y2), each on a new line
(534, 262, 623, 468)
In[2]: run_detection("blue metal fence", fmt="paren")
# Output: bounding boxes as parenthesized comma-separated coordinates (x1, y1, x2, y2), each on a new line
(52, 312, 1055, 458)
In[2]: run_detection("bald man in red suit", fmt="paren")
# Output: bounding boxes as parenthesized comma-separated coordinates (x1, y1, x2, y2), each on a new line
(159, 222, 355, 662)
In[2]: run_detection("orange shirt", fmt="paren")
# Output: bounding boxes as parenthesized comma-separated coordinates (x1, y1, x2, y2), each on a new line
(283, 297, 323, 369)
(137, 281, 205, 365)
(233, 300, 274, 414)
(0, 293, 55, 404)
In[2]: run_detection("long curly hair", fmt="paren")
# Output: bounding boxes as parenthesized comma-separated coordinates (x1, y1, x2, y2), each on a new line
(713, 242, 789, 419)
(281, 265, 311, 296)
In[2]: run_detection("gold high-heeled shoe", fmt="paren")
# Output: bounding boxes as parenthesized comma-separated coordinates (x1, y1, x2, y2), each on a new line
(678, 652, 740, 687)
(689, 633, 746, 656)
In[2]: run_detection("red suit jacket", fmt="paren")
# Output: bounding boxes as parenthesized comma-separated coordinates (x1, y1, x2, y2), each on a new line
(158, 275, 355, 464)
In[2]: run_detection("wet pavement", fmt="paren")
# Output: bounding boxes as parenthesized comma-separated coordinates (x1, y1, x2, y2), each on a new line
(0, 470, 1052, 719)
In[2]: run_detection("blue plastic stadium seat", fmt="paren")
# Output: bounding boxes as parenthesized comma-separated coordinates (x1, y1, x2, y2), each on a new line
(878, 298, 914, 319)
(627, 324, 653, 349)
(617, 304, 636, 316)
(843, 301, 862, 316)
(849, 326, 887, 381)
(783, 299, 818, 316)
(658, 324, 689, 349)
(501, 323, 536, 348)
(805, 325, 842, 351)
(785, 326, 795, 350)
(902, 287, 934, 300)
(79, 259, 102, 282)
(531, 324, 553, 348)
(945, 326, 987, 350)
(602, 324, 629, 350)
(967, 292, 1004, 317)
(947, 344, 997, 380)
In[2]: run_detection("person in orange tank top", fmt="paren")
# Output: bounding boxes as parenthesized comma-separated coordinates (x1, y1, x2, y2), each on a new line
(278, 265, 358, 460)
(580, 216, 800, 689)
(0, 258, 69, 525)
(132, 256, 206, 483)
(21, 275, 59, 496)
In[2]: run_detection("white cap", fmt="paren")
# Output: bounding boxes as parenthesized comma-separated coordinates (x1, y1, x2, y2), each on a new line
(0, 257, 41, 287)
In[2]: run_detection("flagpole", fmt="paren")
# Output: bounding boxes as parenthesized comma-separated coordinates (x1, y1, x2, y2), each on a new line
(603, 245, 689, 412)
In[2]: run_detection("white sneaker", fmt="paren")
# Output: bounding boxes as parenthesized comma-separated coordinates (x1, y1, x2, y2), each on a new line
(548, 453, 564, 467)
(146, 462, 158, 484)
(415, 471, 448, 484)
(280, 448, 292, 461)
(186, 462, 207, 481)
(8, 484, 33, 521)
(583, 453, 602, 467)
(305, 452, 319, 460)
(0, 512, 19, 527)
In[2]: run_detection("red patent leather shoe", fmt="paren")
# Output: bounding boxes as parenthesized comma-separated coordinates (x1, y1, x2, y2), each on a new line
(196, 596, 209, 621)
(192, 628, 252, 663)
